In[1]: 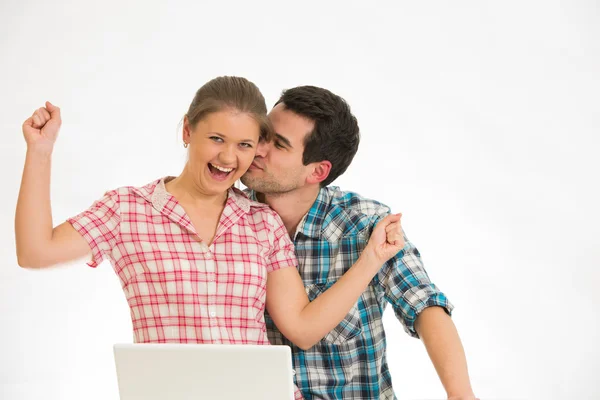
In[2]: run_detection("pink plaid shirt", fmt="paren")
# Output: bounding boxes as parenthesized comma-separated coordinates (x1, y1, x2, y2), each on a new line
(69, 177, 297, 345)
(69, 177, 305, 398)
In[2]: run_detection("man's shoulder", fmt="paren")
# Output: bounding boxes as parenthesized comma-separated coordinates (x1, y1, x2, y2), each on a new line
(324, 186, 391, 218)
(317, 186, 391, 240)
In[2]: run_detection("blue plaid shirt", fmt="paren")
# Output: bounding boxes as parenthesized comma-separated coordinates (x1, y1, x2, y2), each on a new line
(247, 186, 453, 400)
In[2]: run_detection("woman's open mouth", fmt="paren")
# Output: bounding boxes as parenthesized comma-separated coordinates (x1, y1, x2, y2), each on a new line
(208, 163, 235, 182)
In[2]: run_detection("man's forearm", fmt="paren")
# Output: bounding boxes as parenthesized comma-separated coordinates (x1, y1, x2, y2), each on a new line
(415, 306, 476, 399)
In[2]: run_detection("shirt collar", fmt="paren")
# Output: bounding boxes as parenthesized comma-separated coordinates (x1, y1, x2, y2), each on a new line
(299, 187, 331, 238)
(133, 177, 251, 237)
(142, 177, 251, 212)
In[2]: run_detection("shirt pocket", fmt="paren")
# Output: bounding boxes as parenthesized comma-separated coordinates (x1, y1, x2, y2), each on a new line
(305, 281, 363, 345)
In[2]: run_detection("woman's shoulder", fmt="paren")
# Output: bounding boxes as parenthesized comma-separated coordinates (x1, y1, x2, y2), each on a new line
(97, 177, 165, 204)
(231, 187, 282, 226)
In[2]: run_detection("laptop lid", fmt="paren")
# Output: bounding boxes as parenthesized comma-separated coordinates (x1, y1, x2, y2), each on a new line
(114, 343, 295, 400)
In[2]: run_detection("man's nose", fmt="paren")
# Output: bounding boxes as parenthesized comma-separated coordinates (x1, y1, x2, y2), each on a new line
(255, 139, 270, 158)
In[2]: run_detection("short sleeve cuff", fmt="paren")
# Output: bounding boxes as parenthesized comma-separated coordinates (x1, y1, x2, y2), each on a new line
(67, 216, 104, 268)
(294, 385, 305, 400)
(266, 246, 298, 273)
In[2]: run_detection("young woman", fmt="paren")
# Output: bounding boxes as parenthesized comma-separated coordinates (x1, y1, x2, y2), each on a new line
(15, 77, 404, 397)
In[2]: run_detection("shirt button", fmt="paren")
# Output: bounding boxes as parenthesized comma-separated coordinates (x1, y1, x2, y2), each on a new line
(210, 311, 216, 318)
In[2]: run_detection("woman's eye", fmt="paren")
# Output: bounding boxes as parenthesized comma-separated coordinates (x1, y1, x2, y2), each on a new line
(210, 136, 223, 142)
(239, 143, 253, 149)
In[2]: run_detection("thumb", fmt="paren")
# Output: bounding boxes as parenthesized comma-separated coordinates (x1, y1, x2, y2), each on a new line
(373, 213, 401, 236)
(381, 213, 401, 227)
(45, 101, 61, 119)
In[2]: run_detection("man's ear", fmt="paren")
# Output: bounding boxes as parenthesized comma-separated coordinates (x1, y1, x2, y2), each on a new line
(306, 160, 332, 185)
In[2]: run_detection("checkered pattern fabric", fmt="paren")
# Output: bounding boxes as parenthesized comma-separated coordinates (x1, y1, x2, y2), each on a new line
(247, 186, 454, 400)
(69, 177, 304, 399)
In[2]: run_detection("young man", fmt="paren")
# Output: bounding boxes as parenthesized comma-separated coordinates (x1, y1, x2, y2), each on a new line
(241, 86, 477, 400)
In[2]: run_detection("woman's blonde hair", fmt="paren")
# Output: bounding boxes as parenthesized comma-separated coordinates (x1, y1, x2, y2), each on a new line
(186, 76, 273, 141)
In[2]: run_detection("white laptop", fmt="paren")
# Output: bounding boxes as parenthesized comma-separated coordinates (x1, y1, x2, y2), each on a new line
(113, 343, 295, 400)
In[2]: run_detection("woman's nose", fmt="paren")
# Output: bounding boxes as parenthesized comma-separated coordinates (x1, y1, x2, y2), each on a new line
(219, 145, 237, 164)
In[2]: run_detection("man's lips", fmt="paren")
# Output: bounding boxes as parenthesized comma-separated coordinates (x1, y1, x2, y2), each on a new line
(250, 161, 264, 170)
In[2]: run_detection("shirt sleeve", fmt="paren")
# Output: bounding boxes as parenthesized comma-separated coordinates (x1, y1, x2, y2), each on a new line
(294, 385, 305, 400)
(67, 190, 121, 268)
(265, 211, 298, 274)
(373, 214, 454, 338)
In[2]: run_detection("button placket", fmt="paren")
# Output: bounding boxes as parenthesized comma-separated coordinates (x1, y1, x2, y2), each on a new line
(204, 249, 220, 342)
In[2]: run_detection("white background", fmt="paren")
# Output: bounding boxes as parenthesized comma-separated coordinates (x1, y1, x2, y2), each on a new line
(1, 1, 599, 399)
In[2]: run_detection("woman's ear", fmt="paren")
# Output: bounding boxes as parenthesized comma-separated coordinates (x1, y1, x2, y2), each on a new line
(182, 115, 192, 144)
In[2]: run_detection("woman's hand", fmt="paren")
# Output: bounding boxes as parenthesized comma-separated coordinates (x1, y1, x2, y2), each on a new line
(22, 101, 61, 152)
(363, 213, 405, 265)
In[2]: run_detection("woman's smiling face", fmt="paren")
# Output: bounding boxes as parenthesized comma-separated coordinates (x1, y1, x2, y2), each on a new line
(184, 109, 260, 196)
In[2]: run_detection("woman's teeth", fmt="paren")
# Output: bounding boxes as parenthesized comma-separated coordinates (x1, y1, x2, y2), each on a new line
(210, 163, 234, 172)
